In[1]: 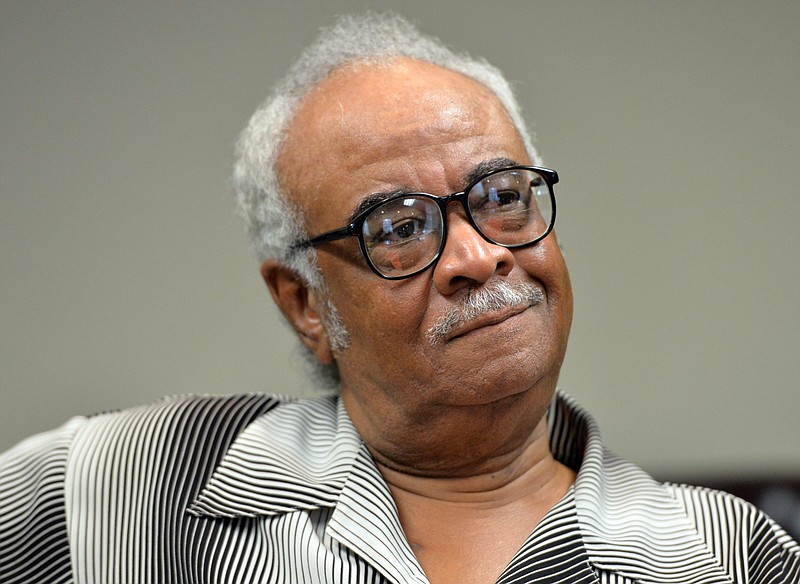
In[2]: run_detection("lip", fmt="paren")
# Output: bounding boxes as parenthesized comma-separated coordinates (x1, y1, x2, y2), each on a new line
(446, 304, 532, 342)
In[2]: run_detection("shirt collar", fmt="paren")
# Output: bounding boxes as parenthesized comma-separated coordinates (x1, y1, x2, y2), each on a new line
(187, 396, 429, 583)
(188, 395, 359, 517)
(551, 393, 733, 583)
(189, 391, 732, 583)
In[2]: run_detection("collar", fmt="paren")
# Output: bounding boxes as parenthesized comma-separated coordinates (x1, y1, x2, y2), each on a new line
(552, 393, 733, 583)
(188, 391, 733, 583)
(187, 396, 428, 583)
(188, 396, 359, 516)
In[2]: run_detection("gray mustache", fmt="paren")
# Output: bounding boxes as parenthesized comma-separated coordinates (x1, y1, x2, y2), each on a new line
(427, 281, 544, 345)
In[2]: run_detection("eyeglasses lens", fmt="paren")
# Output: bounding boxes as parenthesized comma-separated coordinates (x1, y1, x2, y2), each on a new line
(468, 168, 552, 246)
(361, 197, 443, 277)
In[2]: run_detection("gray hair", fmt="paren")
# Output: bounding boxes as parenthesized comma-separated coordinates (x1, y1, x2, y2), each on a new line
(233, 12, 541, 388)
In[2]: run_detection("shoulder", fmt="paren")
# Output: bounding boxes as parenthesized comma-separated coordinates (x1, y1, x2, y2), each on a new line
(0, 416, 86, 583)
(665, 482, 800, 581)
(0, 392, 293, 490)
(0, 393, 299, 583)
(5, 393, 291, 473)
(665, 480, 786, 535)
(71, 392, 287, 449)
(64, 393, 292, 492)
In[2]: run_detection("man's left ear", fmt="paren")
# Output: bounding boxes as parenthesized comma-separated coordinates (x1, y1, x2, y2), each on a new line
(260, 260, 335, 365)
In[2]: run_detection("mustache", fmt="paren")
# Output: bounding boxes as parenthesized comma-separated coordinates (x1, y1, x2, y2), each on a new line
(426, 280, 544, 345)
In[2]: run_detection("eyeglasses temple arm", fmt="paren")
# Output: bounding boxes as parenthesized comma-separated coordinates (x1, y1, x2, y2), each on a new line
(291, 225, 355, 250)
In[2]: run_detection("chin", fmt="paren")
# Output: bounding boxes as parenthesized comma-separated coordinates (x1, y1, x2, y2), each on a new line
(436, 363, 557, 410)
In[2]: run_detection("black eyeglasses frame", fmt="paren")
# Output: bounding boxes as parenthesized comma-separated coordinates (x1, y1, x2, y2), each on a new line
(291, 165, 559, 280)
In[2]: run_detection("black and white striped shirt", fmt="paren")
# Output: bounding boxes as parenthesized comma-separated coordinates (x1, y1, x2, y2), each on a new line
(1, 390, 798, 583)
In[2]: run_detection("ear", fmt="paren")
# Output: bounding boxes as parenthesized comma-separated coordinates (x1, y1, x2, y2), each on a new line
(260, 260, 335, 365)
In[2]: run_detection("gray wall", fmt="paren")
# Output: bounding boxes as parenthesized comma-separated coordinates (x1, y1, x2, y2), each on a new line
(2, 1, 798, 478)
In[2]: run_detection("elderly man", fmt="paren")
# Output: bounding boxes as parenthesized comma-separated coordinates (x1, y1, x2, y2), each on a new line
(1, 13, 797, 584)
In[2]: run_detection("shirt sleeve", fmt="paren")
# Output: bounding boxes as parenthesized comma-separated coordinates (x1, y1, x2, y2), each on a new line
(0, 418, 85, 584)
(748, 508, 800, 584)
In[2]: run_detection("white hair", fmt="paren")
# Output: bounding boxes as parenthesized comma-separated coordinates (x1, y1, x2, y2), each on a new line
(233, 12, 541, 388)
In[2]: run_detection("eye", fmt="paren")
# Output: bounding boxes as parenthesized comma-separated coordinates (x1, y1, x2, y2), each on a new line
(374, 216, 427, 244)
(471, 185, 530, 214)
(361, 196, 439, 249)
(487, 188, 523, 207)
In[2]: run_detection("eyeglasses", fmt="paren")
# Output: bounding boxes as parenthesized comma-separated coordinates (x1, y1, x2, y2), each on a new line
(292, 165, 558, 280)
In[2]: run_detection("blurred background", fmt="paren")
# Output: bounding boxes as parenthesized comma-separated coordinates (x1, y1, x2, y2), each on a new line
(2, 1, 798, 533)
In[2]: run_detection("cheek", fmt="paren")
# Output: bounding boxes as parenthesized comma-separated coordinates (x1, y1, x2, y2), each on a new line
(520, 237, 570, 289)
(516, 240, 573, 327)
(322, 259, 430, 346)
(329, 276, 439, 392)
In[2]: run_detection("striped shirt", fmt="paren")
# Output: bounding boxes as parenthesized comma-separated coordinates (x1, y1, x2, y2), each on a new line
(0, 390, 797, 583)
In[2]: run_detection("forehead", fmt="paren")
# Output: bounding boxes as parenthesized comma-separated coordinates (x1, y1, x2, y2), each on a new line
(278, 59, 529, 229)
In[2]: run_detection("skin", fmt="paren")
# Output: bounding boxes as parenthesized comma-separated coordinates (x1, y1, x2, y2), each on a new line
(262, 58, 575, 584)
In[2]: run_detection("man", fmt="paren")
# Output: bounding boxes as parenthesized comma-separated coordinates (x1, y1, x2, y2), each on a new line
(1, 13, 797, 584)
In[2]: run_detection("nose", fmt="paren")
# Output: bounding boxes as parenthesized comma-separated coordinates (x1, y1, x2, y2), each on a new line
(431, 210, 515, 295)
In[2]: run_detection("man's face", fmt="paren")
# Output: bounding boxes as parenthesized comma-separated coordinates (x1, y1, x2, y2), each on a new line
(278, 59, 573, 438)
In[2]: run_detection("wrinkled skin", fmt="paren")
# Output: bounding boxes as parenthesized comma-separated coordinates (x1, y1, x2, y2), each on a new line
(263, 58, 575, 583)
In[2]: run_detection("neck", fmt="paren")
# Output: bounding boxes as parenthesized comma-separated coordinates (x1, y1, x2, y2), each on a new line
(342, 386, 576, 583)
(342, 381, 560, 478)
(374, 414, 573, 507)
(371, 412, 576, 584)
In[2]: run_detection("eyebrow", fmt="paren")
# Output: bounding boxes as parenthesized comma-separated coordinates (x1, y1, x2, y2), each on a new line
(347, 157, 523, 224)
(464, 157, 521, 186)
(347, 189, 412, 224)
